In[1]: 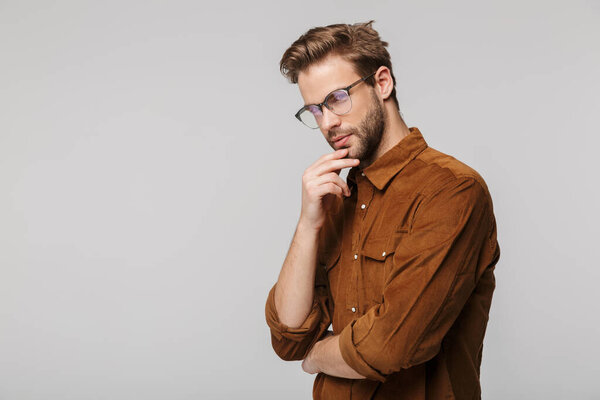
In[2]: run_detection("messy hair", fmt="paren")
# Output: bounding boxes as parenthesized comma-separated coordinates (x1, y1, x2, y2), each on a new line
(280, 20, 400, 110)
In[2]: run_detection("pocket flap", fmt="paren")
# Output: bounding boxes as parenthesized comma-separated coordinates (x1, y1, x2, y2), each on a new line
(362, 234, 396, 261)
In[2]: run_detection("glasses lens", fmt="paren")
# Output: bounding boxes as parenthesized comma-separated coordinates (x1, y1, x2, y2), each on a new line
(326, 90, 351, 115)
(299, 105, 321, 128)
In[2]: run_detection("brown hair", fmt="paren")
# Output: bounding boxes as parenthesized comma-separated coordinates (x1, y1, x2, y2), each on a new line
(280, 20, 400, 111)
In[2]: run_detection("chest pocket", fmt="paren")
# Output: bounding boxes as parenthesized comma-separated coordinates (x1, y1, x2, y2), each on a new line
(355, 231, 406, 308)
(363, 235, 395, 261)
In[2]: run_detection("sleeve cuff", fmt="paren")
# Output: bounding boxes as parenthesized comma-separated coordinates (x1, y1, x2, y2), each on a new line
(265, 283, 323, 342)
(338, 320, 387, 382)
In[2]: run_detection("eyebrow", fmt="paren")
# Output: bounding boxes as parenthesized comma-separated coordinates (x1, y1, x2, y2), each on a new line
(302, 86, 342, 108)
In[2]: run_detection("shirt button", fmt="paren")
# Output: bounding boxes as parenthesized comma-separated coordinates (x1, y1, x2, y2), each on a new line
(361, 204, 366, 209)
(361, 172, 365, 176)
(351, 307, 356, 312)
(382, 251, 386, 257)
(354, 254, 358, 260)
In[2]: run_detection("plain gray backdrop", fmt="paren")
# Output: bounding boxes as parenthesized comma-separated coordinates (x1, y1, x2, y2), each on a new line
(1, 1, 598, 399)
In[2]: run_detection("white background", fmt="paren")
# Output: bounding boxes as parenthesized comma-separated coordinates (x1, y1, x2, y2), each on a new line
(1, 1, 598, 398)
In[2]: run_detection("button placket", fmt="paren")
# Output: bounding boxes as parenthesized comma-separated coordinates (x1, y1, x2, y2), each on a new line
(356, 181, 373, 219)
(345, 172, 383, 315)
(347, 173, 366, 316)
(346, 170, 376, 317)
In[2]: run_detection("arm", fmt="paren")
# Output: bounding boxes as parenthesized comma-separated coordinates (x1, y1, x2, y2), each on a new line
(273, 220, 321, 329)
(265, 220, 332, 361)
(265, 149, 359, 361)
(302, 333, 367, 379)
(336, 176, 499, 381)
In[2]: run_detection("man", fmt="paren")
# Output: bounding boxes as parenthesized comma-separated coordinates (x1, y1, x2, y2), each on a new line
(265, 20, 500, 400)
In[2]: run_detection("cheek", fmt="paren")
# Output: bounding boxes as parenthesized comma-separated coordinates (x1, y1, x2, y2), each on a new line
(354, 102, 376, 125)
(353, 90, 375, 110)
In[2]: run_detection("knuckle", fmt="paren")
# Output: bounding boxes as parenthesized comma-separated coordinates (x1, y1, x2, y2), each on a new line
(302, 174, 313, 186)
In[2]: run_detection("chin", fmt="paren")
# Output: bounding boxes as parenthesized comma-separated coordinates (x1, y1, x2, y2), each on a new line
(348, 147, 361, 160)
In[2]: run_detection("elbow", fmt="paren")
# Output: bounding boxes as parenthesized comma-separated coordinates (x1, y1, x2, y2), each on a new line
(270, 332, 311, 361)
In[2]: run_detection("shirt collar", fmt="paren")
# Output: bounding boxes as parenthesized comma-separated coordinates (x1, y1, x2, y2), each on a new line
(347, 126, 428, 191)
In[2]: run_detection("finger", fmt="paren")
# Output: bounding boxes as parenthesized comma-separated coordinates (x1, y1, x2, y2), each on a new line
(310, 173, 349, 197)
(313, 158, 360, 178)
(317, 148, 349, 162)
(306, 149, 345, 175)
(310, 182, 344, 201)
(311, 149, 354, 172)
(313, 172, 351, 197)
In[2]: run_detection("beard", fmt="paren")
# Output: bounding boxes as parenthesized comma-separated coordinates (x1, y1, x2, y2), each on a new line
(329, 89, 386, 167)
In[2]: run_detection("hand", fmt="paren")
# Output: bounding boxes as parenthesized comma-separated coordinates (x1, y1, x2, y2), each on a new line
(299, 148, 360, 231)
(302, 331, 335, 374)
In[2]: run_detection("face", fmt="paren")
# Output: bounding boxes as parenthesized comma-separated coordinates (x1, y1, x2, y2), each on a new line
(297, 54, 386, 166)
(334, 88, 386, 167)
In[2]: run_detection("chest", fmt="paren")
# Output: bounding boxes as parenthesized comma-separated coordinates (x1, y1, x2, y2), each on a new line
(323, 185, 421, 332)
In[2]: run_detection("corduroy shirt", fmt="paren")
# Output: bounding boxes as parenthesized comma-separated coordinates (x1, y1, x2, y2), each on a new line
(265, 127, 501, 399)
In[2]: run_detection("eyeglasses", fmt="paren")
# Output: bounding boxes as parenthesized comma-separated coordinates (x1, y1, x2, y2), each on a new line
(294, 71, 377, 129)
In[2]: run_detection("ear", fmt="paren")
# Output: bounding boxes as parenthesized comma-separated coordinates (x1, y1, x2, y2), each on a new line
(373, 66, 394, 101)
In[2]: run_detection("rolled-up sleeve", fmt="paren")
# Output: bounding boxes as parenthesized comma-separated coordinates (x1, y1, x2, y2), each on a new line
(265, 264, 332, 361)
(338, 176, 497, 381)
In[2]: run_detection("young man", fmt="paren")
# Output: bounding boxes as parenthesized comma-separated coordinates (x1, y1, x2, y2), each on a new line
(265, 21, 500, 400)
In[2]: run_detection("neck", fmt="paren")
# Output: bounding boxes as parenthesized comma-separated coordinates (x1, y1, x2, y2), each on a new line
(375, 102, 411, 159)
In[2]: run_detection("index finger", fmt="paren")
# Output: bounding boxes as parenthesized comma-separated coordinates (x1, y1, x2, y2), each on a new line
(315, 157, 360, 177)
(319, 148, 350, 162)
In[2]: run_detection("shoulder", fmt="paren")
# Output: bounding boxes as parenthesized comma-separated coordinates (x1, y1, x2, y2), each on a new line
(409, 145, 492, 201)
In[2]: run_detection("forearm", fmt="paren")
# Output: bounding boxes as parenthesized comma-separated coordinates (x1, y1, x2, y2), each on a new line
(274, 220, 321, 328)
(311, 335, 366, 380)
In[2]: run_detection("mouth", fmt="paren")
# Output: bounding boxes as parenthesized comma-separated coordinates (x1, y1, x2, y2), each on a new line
(332, 134, 351, 148)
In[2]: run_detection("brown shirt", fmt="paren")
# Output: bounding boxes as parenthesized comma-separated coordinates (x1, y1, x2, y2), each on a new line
(265, 127, 500, 399)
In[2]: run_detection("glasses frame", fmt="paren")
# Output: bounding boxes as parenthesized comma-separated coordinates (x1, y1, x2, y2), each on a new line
(294, 71, 377, 129)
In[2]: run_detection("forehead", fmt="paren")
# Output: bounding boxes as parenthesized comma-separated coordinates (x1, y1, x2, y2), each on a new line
(297, 54, 360, 105)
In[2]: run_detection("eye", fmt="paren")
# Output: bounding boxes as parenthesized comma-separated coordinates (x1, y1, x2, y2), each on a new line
(327, 90, 348, 106)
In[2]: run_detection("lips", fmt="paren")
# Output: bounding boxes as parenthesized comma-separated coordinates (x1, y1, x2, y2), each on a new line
(333, 134, 351, 148)
(333, 134, 351, 143)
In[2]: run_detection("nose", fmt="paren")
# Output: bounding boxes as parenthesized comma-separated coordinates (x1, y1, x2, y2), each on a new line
(319, 105, 341, 133)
